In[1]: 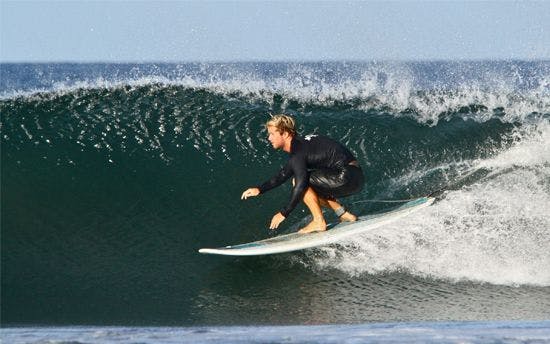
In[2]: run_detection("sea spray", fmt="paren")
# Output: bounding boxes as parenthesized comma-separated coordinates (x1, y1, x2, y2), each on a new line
(304, 120, 550, 286)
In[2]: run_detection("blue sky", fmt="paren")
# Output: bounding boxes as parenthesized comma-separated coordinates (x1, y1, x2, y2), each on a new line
(1, 1, 549, 62)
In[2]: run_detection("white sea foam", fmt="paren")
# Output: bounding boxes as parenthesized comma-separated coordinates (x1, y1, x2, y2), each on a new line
(2, 63, 548, 126)
(307, 119, 550, 286)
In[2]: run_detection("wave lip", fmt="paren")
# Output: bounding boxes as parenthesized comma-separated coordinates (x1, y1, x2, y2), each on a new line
(2, 62, 549, 125)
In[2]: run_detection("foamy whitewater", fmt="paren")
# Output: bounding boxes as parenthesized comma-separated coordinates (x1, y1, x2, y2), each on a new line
(308, 121, 550, 286)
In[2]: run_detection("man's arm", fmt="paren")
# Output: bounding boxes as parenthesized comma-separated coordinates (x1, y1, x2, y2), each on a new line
(280, 157, 308, 217)
(267, 159, 306, 229)
(256, 162, 293, 194)
(240, 162, 292, 200)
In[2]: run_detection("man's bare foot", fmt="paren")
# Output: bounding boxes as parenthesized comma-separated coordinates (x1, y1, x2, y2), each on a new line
(298, 219, 327, 234)
(339, 211, 357, 222)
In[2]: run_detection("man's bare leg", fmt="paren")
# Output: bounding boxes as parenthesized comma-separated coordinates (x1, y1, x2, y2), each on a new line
(298, 187, 327, 234)
(320, 198, 357, 222)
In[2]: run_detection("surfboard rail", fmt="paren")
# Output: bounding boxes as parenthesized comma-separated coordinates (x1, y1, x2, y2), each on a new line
(199, 197, 434, 256)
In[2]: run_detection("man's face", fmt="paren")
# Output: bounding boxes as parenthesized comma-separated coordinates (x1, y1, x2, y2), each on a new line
(267, 125, 286, 150)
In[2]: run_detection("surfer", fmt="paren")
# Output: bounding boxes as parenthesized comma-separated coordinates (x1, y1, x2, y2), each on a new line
(241, 114, 364, 234)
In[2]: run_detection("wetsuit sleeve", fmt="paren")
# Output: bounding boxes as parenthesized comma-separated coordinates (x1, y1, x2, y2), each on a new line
(280, 156, 308, 218)
(257, 162, 293, 194)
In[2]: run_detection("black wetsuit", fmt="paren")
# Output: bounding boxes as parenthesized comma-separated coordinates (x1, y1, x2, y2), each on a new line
(257, 134, 364, 217)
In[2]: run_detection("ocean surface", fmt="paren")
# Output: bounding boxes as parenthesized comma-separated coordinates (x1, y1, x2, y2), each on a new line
(1, 61, 549, 342)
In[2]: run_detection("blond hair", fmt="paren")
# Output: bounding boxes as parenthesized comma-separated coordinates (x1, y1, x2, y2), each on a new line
(266, 114, 296, 136)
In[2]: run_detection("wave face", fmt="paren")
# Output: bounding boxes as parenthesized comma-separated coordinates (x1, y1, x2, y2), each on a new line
(1, 62, 550, 326)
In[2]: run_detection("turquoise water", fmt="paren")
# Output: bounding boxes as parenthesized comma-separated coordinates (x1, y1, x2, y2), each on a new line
(1, 62, 549, 331)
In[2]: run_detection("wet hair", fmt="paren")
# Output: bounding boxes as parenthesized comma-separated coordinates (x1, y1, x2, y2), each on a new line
(266, 114, 296, 136)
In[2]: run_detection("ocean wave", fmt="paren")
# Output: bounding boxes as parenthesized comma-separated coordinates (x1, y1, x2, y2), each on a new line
(1, 83, 547, 171)
(302, 119, 550, 286)
(2, 65, 549, 288)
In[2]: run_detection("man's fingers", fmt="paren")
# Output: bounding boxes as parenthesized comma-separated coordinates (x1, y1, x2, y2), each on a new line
(269, 213, 284, 230)
(241, 188, 260, 200)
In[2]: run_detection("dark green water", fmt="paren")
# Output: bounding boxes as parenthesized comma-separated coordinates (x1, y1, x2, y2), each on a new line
(1, 63, 549, 326)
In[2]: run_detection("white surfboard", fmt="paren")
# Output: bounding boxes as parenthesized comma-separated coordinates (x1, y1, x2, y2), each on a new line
(199, 197, 434, 256)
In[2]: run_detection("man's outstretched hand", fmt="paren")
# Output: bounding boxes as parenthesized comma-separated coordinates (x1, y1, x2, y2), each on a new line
(270, 212, 285, 230)
(241, 187, 260, 200)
